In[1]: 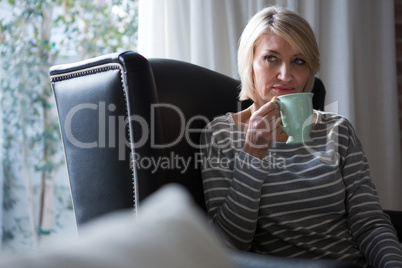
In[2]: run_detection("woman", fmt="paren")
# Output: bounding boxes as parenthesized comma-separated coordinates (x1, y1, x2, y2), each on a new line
(200, 6, 402, 268)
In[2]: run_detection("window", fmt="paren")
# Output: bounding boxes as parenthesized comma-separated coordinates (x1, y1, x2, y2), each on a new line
(0, 0, 138, 253)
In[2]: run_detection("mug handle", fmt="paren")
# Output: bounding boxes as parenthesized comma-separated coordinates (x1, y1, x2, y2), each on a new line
(273, 99, 289, 134)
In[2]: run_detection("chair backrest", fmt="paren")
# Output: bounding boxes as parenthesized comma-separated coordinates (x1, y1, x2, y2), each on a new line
(50, 51, 326, 227)
(148, 58, 242, 211)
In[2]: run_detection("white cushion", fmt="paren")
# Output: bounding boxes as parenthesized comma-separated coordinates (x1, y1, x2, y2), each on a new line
(0, 184, 234, 268)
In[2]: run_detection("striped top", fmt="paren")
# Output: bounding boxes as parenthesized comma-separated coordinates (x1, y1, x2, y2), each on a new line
(200, 111, 402, 267)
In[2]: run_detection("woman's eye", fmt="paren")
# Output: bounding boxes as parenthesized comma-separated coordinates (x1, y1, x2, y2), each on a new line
(264, 55, 276, 62)
(294, 58, 306, 65)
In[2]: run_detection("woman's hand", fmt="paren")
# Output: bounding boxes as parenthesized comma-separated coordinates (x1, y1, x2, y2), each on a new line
(243, 99, 282, 159)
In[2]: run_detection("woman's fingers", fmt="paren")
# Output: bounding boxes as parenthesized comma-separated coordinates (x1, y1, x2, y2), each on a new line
(243, 100, 282, 159)
(252, 99, 280, 118)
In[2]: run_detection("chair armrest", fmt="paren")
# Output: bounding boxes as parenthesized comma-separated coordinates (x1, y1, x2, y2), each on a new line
(230, 250, 361, 268)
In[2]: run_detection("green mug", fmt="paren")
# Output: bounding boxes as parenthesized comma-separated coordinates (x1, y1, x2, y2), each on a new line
(273, 93, 314, 144)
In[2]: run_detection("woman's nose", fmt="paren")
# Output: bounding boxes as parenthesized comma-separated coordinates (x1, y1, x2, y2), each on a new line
(277, 63, 291, 82)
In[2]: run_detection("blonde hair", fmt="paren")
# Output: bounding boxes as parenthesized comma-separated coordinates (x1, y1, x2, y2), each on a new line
(237, 6, 320, 101)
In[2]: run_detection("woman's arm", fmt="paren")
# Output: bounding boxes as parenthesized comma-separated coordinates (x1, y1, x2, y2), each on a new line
(341, 124, 402, 267)
(200, 119, 268, 250)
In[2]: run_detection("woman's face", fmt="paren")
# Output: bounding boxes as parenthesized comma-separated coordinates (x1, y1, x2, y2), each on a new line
(252, 32, 310, 109)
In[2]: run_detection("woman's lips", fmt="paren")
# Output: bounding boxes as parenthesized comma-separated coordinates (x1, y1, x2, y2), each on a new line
(273, 85, 296, 95)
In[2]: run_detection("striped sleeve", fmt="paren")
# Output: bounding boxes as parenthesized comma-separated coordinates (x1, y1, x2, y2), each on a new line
(341, 121, 402, 268)
(200, 119, 268, 250)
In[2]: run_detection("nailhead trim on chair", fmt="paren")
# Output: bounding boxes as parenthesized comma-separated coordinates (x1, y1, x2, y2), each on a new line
(117, 66, 138, 215)
(50, 65, 121, 82)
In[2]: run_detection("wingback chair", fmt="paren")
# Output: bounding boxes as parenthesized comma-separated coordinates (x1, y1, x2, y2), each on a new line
(50, 51, 398, 268)
(49, 51, 326, 222)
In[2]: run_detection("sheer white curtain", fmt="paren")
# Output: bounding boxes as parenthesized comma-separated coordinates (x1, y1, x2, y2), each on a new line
(138, 0, 402, 210)
(139, 0, 273, 77)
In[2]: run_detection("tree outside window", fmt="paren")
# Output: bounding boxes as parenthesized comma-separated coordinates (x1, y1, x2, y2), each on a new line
(0, 0, 138, 252)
